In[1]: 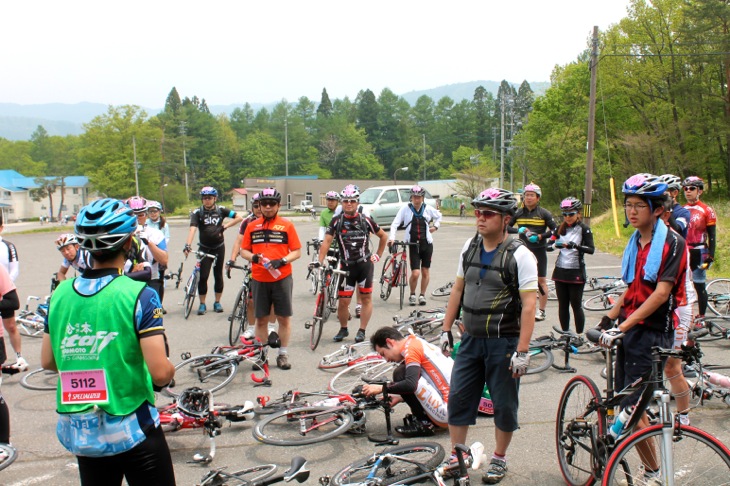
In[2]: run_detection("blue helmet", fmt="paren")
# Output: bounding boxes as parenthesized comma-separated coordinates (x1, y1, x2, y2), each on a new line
(200, 186, 218, 197)
(75, 198, 137, 253)
(622, 173, 667, 198)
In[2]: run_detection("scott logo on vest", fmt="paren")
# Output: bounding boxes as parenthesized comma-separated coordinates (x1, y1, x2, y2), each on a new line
(61, 326, 119, 358)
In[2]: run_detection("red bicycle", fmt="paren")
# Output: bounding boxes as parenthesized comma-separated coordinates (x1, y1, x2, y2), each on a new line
(158, 387, 255, 463)
(379, 240, 417, 310)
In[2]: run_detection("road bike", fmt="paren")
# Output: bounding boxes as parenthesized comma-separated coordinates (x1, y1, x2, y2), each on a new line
(392, 307, 447, 343)
(694, 315, 730, 342)
(305, 238, 322, 294)
(253, 377, 399, 446)
(164, 261, 184, 289)
(182, 249, 218, 319)
(198, 456, 310, 486)
(706, 277, 730, 316)
(318, 342, 381, 370)
(226, 263, 251, 345)
(16, 295, 48, 338)
(526, 326, 603, 375)
(0, 365, 20, 471)
(158, 387, 255, 463)
(305, 257, 348, 351)
(431, 280, 454, 297)
(328, 359, 400, 394)
(380, 240, 417, 310)
(555, 326, 730, 485)
(254, 389, 348, 415)
(584, 276, 624, 295)
(679, 328, 730, 409)
(324, 441, 486, 486)
(582, 283, 627, 312)
(165, 332, 281, 396)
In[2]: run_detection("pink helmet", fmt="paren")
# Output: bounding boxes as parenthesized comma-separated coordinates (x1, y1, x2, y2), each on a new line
(523, 183, 542, 197)
(340, 184, 360, 199)
(125, 196, 148, 213)
(410, 185, 426, 197)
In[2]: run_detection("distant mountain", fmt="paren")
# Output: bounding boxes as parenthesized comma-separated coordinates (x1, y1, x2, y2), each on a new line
(0, 80, 549, 140)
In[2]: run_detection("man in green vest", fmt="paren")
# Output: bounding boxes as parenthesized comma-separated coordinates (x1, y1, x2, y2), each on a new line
(41, 198, 176, 486)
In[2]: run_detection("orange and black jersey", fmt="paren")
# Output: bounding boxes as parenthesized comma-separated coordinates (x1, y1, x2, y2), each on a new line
(242, 215, 301, 282)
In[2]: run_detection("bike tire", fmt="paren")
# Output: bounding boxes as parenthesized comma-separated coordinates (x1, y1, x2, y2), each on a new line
(431, 281, 453, 297)
(706, 278, 730, 316)
(165, 354, 238, 397)
(321, 278, 332, 323)
(331, 442, 446, 486)
(328, 360, 396, 394)
(20, 368, 58, 391)
(310, 315, 324, 351)
(696, 319, 727, 342)
(326, 272, 339, 314)
(199, 464, 278, 486)
(318, 343, 375, 370)
(228, 286, 248, 346)
(309, 266, 320, 295)
(555, 375, 604, 486)
(603, 424, 730, 485)
(410, 318, 445, 343)
(398, 264, 406, 311)
(380, 256, 393, 301)
(525, 347, 555, 375)
(183, 273, 198, 319)
(0, 443, 18, 472)
(582, 292, 621, 312)
(252, 405, 354, 446)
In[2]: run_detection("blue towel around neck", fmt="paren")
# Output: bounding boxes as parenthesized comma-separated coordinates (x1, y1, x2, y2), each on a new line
(621, 220, 667, 284)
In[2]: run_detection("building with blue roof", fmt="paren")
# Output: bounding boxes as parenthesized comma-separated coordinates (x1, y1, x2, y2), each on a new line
(0, 170, 91, 222)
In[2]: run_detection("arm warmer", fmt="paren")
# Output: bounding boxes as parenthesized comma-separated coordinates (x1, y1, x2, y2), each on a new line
(0, 289, 20, 311)
(386, 365, 420, 395)
(707, 225, 717, 258)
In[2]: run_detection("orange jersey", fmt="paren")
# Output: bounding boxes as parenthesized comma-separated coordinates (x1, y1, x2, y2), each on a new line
(242, 215, 301, 282)
(402, 334, 452, 402)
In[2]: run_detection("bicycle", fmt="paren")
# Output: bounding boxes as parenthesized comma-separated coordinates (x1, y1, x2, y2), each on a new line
(157, 387, 255, 463)
(198, 456, 310, 486)
(253, 377, 399, 446)
(679, 328, 730, 409)
(182, 249, 218, 319)
(20, 367, 57, 391)
(555, 326, 730, 485)
(582, 283, 627, 312)
(164, 332, 281, 396)
(392, 308, 447, 343)
(694, 315, 730, 342)
(431, 280, 454, 297)
(164, 261, 184, 289)
(226, 263, 251, 345)
(328, 359, 400, 395)
(1, 365, 20, 472)
(324, 441, 486, 486)
(305, 257, 348, 351)
(305, 238, 322, 295)
(254, 389, 348, 415)
(380, 240, 418, 310)
(16, 295, 48, 338)
(318, 342, 381, 370)
(706, 277, 730, 316)
(526, 326, 603, 375)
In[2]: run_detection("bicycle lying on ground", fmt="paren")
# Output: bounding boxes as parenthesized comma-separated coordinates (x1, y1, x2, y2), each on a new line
(226, 263, 251, 345)
(392, 307, 447, 343)
(706, 277, 730, 316)
(317, 342, 381, 370)
(253, 377, 399, 446)
(328, 359, 400, 394)
(582, 282, 627, 312)
(165, 332, 281, 396)
(380, 240, 418, 310)
(323, 441, 486, 486)
(526, 326, 603, 375)
(305, 257, 348, 351)
(182, 249, 217, 319)
(431, 281, 454, 297)
(158, 387, 255, 463)
(20, 367, 57, 391)
(680, 328, 730, 409)
(198, 456, 310, 486)
(555, 325, 730, 485)
(16, 295, 48, 338)
(695, 315, 730, 342)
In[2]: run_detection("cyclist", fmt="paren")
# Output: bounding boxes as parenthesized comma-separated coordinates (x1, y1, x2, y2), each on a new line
(681, 176, 717, 322)
(508, 182, 557, 322)
(184, 187, 242, 315)
(363, 326, 452, 437)
(146, 201, 170, 244)
(41, 198, 176, 485)
(318, 191, 340, 242)
(551, 197, 594, 334)
(126, 196, 169, 305)
(240, 188, 302, 370)
(315, 184, 388, 344)
(388, 185, 442, 306)
(657, 174, 690, 238)
(599, 173, 688, 484)
(56, 233, 92, 281)
(0, 214, 24, 371)
(459, 201, 466, 218)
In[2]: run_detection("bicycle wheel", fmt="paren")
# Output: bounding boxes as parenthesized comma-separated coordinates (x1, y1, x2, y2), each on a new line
(696, 319, 727, 342)
(327, 273, 339, 314)
(252, 405, 354, 446)
(0, 443, 18, 472)
(331, 442, 446, 486)
(20, 367, 58, 391)
(318, 343, 375, 370)
(199, 463, 278, 486)
(165, 354, 238, 397)
(310, 296, 324, 352)
(555, 375, 604, 486)
(380, 256, 393, 301)
(410, 318, 444, 343)
(547, 280, 558, 301)
(309, 266, 320, 295)
(603, 424, 730, 485)
(183, 273, 198, 319)
(582, 292, 621, 311)
(328, 359, 396, 394)
(228, 286, 248, 345)
(398, 263, 407, 310)
(706, 278, 730, 316)
(525, 346, 554, 375)
(17, 313, 45, 338)
(431, 281, 453, 297)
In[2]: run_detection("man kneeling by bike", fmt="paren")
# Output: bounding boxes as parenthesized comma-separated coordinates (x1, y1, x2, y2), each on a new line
(362, 327, 452, 437)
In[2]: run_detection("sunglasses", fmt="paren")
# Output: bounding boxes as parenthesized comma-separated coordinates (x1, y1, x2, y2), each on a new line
(683, 186, 697, 191)
(342, 199, 359, 204)
(474, 209, 502, 219)
(201, 196, 215, 200)
(260, 201, 278, 207)
(252, 204, 260, 209)
(562, 211, 578, 217)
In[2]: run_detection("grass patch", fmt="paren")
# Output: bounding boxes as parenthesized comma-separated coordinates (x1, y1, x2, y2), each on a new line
(590, 200, 730, 278)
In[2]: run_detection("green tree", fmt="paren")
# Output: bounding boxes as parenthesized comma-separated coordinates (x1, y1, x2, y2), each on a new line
(317, 88, 333, 118)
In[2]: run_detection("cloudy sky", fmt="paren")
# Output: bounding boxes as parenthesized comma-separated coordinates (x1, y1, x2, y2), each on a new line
(3, 0, 632, 107)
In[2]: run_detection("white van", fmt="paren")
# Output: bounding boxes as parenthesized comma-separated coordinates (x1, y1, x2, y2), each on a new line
(358, 185, 437, 226)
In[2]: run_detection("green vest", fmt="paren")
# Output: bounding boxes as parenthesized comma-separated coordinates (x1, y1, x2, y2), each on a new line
(49, 276, 155, 415)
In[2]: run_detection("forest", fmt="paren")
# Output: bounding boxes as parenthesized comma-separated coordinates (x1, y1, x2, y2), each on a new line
(0, 0, 727, 213)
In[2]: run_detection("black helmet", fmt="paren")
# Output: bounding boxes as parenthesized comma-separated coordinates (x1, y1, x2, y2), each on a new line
(259, 187, 282, 203)
(682, 176, 704, 190)
(177, 387, 210, 417)
(471, 188, 517, 215)
(559, 197, 582, 213)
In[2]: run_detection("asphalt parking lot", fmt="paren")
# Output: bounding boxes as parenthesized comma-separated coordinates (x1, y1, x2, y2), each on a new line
(2, 216, 729, 485)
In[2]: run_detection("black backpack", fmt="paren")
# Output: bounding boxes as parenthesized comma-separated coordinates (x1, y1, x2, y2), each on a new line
(461, 233, 523, 306)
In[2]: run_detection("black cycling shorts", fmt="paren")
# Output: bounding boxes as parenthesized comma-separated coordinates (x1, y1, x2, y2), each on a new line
(340, 261, 374, 296)
(409, 241, 434, 270)
(528, 247, 548, 278)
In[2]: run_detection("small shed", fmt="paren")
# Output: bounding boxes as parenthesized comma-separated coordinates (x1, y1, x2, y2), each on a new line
(229, 188, 249, 211)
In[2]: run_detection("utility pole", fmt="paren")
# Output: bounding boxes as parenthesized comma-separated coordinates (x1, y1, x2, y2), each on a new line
(492, 127, 497, 165)
(284, 116, 289, 177)
(132, 136, 140, 196)
(422, 134, 427, 180)
(500, 95, 506, 188)
(584, 25, 599, 226)
(179, 121, 189, 201)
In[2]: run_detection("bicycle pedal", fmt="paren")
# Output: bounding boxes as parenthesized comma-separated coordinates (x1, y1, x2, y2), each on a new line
(305, 321, 312, 329)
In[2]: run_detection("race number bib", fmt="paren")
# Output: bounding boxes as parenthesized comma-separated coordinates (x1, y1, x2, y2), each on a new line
(60, 369, 109, 404)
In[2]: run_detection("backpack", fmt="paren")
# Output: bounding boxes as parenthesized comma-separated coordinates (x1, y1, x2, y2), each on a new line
(461, 233, 523, 305)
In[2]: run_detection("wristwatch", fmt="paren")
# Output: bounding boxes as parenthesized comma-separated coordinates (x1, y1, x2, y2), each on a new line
(281, 257, 288, 265)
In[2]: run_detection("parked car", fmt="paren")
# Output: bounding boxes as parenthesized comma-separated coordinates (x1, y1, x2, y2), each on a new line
(358, 185, 437, 226)
(294, 200, 314, 212)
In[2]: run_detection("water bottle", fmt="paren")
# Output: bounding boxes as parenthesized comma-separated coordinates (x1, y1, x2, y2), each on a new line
(262, 257, 282, 278)
(609, 406, 633, 439)
(706, 371, 730, 389)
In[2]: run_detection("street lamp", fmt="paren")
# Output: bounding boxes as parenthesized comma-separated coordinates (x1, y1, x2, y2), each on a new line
(160, 183, 168, 211)
(393, 166, 408, 185)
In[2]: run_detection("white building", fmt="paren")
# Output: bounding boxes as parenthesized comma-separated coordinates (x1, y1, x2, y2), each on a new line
(0, 170, 91, 222)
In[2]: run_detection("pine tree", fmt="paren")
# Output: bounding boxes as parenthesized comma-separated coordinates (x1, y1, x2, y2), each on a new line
(317, 88, 333, 117)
